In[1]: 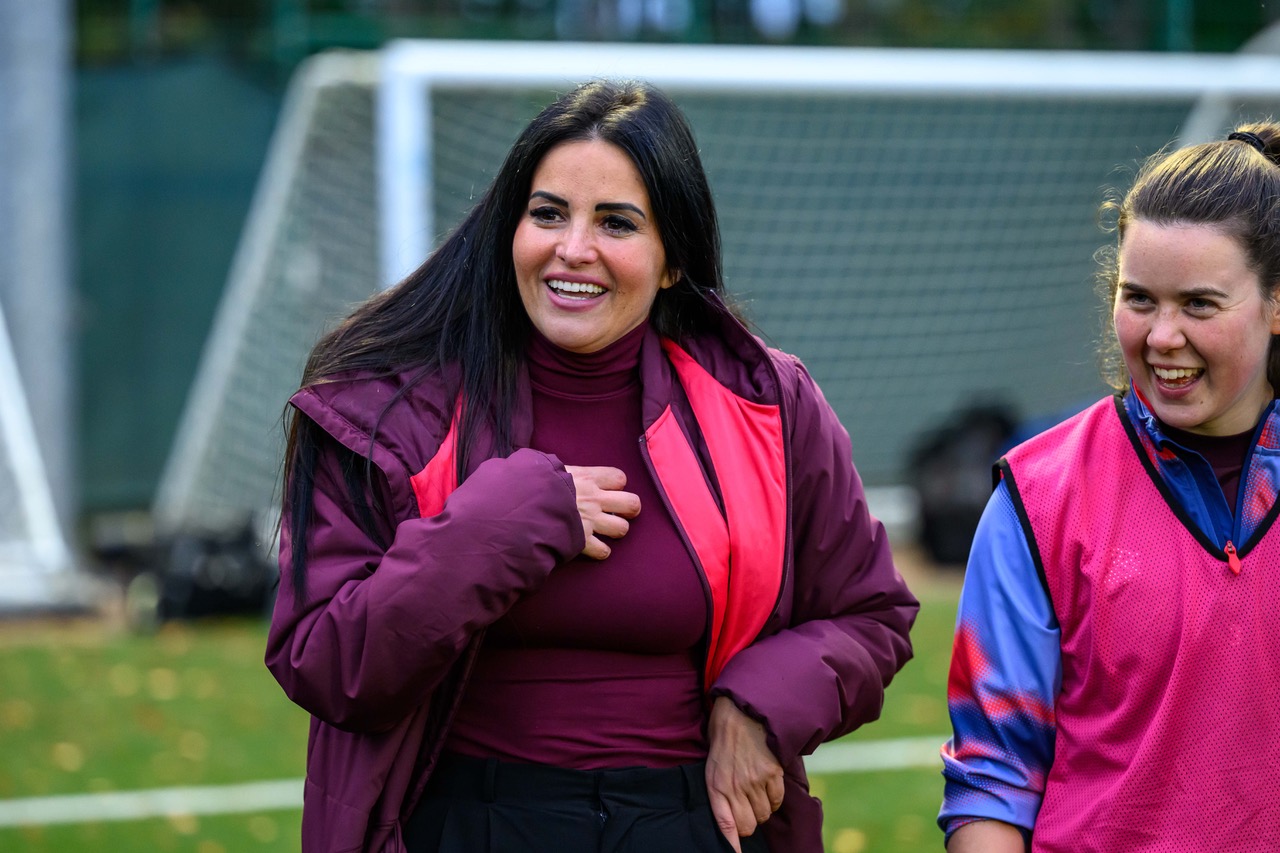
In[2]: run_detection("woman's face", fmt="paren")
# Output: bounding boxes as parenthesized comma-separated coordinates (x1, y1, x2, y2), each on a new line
(513, 139, 674, 354)
(1114, 219, 1280, 436)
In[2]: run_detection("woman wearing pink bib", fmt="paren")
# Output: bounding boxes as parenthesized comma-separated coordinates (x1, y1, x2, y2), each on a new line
(940, 123, 1280, 852)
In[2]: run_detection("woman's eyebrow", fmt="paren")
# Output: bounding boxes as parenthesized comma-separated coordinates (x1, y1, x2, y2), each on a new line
(596, 202, 646, 219)
(529, 190, 568, 206)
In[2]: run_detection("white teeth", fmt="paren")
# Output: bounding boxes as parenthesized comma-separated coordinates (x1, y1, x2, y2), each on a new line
(548, 279, 605, 296)
(1153, 367, 1201, 381)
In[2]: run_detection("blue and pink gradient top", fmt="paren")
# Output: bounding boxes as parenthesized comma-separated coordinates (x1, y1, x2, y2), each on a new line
(940, 390, 1280, 850)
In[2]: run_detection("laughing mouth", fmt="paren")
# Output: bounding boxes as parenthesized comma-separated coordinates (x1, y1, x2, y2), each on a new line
(1153, 366, 1203, 386)
(548, 279, 605, 299)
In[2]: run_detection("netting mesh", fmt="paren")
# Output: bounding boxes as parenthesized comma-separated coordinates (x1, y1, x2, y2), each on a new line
(157, 48, 1280, 535)
(430, 88, 1186, 480)
(157, 72, 381, 533)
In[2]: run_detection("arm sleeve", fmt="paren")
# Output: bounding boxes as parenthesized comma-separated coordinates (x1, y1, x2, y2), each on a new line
(938, 479, 1060, 840)
(265, 428, 586, 732)
(709, 357, 919, 764)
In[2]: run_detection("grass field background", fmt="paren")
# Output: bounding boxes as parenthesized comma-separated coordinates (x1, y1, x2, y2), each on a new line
(0, 547, 960, 852)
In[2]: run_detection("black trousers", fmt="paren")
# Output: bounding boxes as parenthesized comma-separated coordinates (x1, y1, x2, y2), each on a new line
(404, 753, 771, 853)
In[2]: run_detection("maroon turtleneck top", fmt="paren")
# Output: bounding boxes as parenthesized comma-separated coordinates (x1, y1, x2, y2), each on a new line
(443, 323, 709, 769)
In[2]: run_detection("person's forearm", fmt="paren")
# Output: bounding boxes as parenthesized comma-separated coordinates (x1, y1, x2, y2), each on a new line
(947, 819, 1026, 853)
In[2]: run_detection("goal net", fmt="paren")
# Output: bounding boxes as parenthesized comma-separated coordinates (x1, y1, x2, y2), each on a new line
(155, 40, 1280, 541)
(0, 302, 77, 610)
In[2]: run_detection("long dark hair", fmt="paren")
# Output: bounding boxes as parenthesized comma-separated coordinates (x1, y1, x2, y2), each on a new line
(1096, 121, 1280, 390)
(283, 80, 726, 596)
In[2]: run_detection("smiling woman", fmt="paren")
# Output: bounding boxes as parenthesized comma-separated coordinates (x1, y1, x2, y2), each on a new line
(264, 79, 917, 853)
(1113, 219, 1280, 437)
(940, 123, 1280, 852)
(513, 140, 676, 355)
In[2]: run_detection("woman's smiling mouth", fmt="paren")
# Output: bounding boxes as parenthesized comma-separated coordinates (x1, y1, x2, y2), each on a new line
(1152, 366, 1203, 387)
(548, 279, 606, 299)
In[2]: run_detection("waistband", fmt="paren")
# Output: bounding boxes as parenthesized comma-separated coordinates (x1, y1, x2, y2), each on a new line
(426, 753, 709, 810)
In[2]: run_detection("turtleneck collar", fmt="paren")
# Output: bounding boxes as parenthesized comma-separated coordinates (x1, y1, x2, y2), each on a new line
(527, 322, 646, 400)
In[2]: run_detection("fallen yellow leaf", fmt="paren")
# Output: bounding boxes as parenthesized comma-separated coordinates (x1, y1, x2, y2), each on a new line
(51, 741, 84, 773)
(831, 827, 867, 853)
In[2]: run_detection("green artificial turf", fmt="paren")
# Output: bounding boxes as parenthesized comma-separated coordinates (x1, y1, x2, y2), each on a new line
(816, 580, 958, 852)
(0, 568, 960, 852)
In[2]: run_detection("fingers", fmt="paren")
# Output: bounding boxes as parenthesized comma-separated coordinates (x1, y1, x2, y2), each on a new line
(710, 778, 760, 843)
(734, 793, 763, 839)
(566, 464, 626, 490)
(766, 774, 785, 814)
(705, 697, 785, 839)
(565, 465, 641, 559)
(580, 534, 612, 561)
(580, 515, 629, 560)
(748, 783, 776, 826)
(709, 793, 744, 853)
(721, 770, 771, 832)
(591, 508, 633, 540)
(570, 466, 640, 519)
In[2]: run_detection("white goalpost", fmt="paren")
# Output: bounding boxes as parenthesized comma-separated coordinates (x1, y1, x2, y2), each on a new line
(0, 303, 77, 610)
(155, 39, 1280, 542)
(379, 41, 1280, 288)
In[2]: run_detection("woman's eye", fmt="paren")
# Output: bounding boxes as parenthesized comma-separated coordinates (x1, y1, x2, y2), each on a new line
(602, 214, 638, 234)
(1123, 291, 1152, 307)
(1187, 298, 1215, 312)
(529, 206, 562, 223)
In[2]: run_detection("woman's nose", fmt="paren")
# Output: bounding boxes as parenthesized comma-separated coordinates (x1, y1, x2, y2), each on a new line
(1146, 312, 1186, 352)
(556, 224, 597, 266)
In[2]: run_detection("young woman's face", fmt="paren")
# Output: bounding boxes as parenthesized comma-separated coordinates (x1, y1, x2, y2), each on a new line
(513, 139, 674, 354)
(1114, 219, 1280, 436)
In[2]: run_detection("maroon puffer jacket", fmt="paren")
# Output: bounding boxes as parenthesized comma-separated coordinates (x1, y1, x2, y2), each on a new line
(266, 309, 917, 852)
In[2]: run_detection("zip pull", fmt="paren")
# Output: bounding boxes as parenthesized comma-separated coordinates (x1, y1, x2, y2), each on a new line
(1225, 540, 1242, 575)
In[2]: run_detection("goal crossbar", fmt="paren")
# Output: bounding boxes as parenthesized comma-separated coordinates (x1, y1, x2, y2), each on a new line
(379, 40, 1280, 287)
(154, 39, 1280, 540)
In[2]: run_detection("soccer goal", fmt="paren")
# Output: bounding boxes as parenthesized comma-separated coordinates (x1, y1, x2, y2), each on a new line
(154, 39, 1280, 541)
(0, 302, 78, 610)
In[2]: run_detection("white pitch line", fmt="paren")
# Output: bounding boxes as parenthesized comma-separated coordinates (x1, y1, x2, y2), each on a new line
(0, 735, 946, 827)
(806, 735, 945, 775)
(0, 779, 303, 827)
